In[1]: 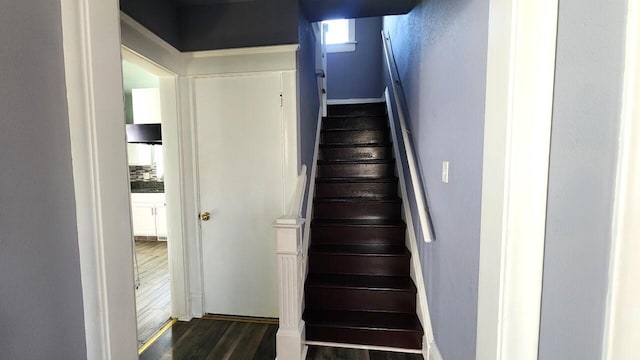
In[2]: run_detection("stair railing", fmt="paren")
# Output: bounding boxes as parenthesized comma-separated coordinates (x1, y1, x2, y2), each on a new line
(382, 30, 438, 357)
(273, 164, 308, 360)
(381, 30, 436, 243)
(320, 22, 328, 117)
(288, 165, 307, 218)
(274, 23, 328, 359)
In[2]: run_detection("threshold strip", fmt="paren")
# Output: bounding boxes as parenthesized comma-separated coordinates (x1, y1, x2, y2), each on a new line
(138, 318, 177, 355)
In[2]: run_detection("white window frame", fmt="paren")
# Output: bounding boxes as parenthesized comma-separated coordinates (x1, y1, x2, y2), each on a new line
(324, 19, 356, 53)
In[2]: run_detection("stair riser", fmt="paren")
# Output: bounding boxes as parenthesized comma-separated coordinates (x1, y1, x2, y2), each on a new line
(323, 117, 388, 130)
(305, 287, 416, 313)
(317, 163, 394, 178)
(319, 146, 392, 161)
(321, 130, 389, 145)
(314, 201, 401, 220)
(308, 254, 410, 276)
(328, 103, 387, 117)
(306, 326, 422, 349)
(311, 225, 405, 245)
(315, 182, 397, 198)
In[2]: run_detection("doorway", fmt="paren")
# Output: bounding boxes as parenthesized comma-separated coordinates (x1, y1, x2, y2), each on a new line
(120, 47, 190, 351)
(121, 59, 171, 347)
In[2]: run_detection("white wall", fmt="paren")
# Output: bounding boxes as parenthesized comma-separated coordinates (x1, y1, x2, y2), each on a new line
(0, 0, 87, 358)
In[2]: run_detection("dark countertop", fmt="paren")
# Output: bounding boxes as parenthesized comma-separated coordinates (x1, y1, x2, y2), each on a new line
(130, 181, 165, 194)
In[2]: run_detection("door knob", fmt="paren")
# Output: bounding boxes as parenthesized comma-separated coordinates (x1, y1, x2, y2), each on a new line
(200, 212, 211, 221)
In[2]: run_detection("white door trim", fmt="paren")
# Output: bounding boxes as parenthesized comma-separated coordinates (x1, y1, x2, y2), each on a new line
(62, 2, 303, 356)
(121, 48, 191, 321)
(602, 1, 640, 358)
(476, 0, 559, 359)
(60, 0, 138, 358)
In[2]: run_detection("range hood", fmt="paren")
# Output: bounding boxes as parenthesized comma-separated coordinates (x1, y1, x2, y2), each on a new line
(126, 124, 162, 144)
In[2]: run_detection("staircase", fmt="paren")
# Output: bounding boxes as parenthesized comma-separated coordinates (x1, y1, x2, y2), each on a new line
(303, 102, 423, 350)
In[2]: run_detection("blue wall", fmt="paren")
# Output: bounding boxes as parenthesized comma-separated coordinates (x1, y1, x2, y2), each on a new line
(383, 0, 489, 358)
(327, 17, 384, 100)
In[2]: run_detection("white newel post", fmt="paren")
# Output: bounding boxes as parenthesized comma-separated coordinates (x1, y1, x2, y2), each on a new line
(274, 216, 306, 360)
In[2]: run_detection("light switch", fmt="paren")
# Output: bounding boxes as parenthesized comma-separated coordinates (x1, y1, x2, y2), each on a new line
(442, 161, 450, 183)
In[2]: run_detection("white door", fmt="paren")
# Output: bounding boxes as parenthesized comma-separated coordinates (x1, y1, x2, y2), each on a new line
(195, 73, 284, 318)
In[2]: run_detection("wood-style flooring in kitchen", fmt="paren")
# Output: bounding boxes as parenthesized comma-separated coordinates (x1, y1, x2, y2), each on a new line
(135, 240, 171, 347)
(139, 317, 424, 360)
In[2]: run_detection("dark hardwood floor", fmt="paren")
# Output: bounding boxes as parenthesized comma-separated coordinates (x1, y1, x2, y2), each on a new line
(139, 318, 277, 360)
(139, 318, 423, 360)
(135, 240, 171, 347)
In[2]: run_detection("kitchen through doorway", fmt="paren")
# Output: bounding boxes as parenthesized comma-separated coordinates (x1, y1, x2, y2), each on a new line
(122, 59, 171, 348)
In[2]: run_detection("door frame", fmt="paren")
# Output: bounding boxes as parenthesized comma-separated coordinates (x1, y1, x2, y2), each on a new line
(476, 0, 559, 359)
(602, 0, 640, 357)
(121, 47, 191, 321)
(60, 0, 139, 358)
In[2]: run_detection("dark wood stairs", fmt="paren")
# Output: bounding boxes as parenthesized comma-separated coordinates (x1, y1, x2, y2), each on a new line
(303, 102, 423, 350)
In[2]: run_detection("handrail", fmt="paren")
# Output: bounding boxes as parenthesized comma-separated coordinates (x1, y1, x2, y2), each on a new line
(382, 31, 436, 243)
(320, 23, 328, 117)
(287, 164, 307, 218)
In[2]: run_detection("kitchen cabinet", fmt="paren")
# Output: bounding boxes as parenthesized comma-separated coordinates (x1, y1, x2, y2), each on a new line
(155, 204, 168, 236)
(131, 193, 167, 240)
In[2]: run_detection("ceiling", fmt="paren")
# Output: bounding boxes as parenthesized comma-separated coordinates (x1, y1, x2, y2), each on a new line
(301, 0, 418, 22)
(122, 61, 159, 94)
(173, 0, 258, 5)
(171, 0, 417, 21)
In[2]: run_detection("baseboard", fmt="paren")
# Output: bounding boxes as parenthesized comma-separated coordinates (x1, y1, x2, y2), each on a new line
(305, 341, 423, 354)
(429, 340, 443, 360)
(326, 97, 385, 105)
(190, 292, 204, 318)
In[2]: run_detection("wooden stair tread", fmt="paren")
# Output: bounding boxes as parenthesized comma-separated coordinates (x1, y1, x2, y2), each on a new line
(319, 143, 392, 148)
(317, 159, 394, 164)
(318, 159, 393, 164)
(304, 310, 423, 332)
(306, 274, 416, 292)
(323, 114, 388, 120)
(316, 177, 398, 183)
(321, 128, 389, 133)
(327, 103, 387, 117)
(314, 197, 401, 203)
(312, 219, 406, 227)
(309, 244, 410, 256)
